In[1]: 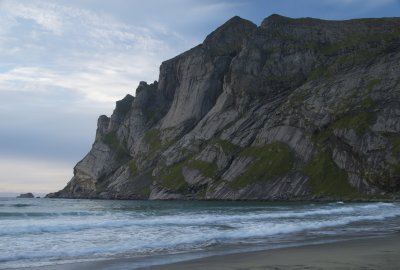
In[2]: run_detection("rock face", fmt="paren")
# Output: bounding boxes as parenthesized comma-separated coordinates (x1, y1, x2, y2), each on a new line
(17, 193, 34, 198)
(47, 15, 400, 200)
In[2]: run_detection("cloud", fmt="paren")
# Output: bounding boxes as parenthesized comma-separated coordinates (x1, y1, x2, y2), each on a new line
(0, 0, 182, 104)
(2, 1, 64, 35)
(0, 60, 149, 102)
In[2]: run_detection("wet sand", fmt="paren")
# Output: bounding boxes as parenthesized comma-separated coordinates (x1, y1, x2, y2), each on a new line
(147, 235, 400, 270)
(18, 234, 400, 270)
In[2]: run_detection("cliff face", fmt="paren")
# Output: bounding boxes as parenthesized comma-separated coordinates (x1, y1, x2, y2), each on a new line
(47, 15, 400, 200)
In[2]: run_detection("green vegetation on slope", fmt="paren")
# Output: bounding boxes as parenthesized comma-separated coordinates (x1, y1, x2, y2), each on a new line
(304, 150, 356, 196)
(289, 91, 307, 105)
(367, 79, 380, 93)
(211, 139, 240, 154)
(321, 28, 400, 57)
(332, 82, 376, 135)
(143, 109, 159, 124)
(230, 142, 294, 189)
(313, 83, 377, 141)
(308, 66, 332, 81)
(158, 162, 188, 192)
(157, 158, 217, 192)
(144, 129, 162, 154)
(391, 136, 400, 158)
(335, 50, 383, 67)
(128, 159, 138, 177)
(186, 160, 218, 178)
(103, 131, 128, 160)
(332, 111, 374, 135)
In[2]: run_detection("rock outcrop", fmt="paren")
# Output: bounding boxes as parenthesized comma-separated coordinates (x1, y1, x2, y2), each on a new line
(47, 15, 400, 200)
(17, 193, 34, 198)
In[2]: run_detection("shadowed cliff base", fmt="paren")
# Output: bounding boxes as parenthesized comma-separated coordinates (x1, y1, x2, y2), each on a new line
(47, 14, 400, 200)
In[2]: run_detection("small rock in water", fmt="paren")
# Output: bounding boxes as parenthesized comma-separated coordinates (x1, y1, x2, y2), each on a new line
(17, 193, 34, 198)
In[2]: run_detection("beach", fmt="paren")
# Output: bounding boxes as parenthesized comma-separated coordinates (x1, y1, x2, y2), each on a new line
(18, 234, 400, 270)
(3, 199, 400, 270)
(148, 235, 400, 270)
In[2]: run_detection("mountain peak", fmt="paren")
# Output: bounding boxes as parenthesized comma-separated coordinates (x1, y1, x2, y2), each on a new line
(203, 16, 257, 56)
(224, 15, 249, 25)
(260, 14, 294, 28)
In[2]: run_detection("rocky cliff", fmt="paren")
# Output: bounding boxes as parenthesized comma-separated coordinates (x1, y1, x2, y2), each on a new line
(47, 15, 400, 200)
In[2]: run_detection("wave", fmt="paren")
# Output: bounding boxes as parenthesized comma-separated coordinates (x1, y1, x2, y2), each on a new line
(0, 203, 34, 208)
(0, 211, 104, 218)
(0, 203, 396, 237)
(1, 209, 399, 264)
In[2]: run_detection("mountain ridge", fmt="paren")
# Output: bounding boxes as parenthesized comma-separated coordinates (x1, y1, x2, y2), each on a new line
(47, 14, 400, 200)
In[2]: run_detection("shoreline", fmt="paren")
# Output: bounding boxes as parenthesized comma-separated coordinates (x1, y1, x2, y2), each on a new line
(14, 234, 400, 270)
(42, 196, 400, 202)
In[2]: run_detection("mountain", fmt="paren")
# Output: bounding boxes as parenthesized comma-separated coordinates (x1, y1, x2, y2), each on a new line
(47, 15, 400, 200)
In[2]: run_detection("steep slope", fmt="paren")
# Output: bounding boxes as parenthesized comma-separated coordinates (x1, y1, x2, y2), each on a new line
(47, 15, 400, 200)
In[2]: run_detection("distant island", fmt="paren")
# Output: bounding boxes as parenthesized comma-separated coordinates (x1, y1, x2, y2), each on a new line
(17, 193, 35, 198)
(47, 15, 400, 201)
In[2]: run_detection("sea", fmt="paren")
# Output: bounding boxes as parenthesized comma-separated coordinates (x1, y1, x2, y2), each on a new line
(1, 198, 400, 269)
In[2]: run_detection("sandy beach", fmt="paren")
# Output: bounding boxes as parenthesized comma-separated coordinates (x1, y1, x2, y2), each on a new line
(17, 234, 400, 270)
(147, 235, 400, 270)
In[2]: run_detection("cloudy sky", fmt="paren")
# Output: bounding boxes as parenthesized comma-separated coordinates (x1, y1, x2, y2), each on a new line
(1, 0, 399, 196)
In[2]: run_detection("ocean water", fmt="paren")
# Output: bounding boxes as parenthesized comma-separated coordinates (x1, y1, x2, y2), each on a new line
(1, 198, 400, 269)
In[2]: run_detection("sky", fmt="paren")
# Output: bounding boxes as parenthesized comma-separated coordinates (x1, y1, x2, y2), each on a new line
(1, 0, 400, 196)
